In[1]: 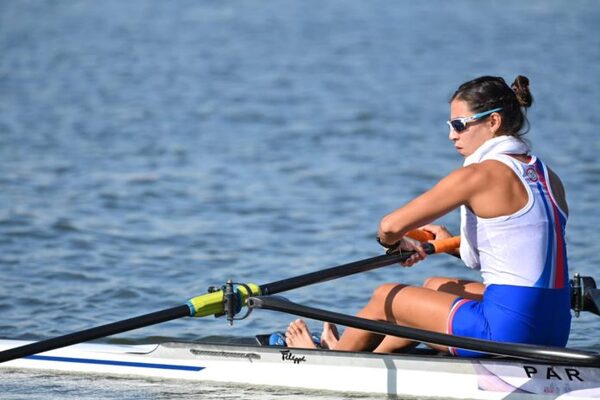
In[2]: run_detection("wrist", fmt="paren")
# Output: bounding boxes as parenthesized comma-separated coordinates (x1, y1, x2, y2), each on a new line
(376, 236, 396, 248)
(376, 236, 402, 255)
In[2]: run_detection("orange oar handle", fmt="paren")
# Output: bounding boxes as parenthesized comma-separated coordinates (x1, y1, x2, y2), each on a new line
(406, 229, 460, 254)
(423, 236, 461, 254)
(405, 229, 435, 242)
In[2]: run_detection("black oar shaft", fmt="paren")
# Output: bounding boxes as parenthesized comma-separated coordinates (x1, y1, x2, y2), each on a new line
(260, 253, 406, 295)
(0, 253, 407, 364)
(260, 239, 456, 295)
(248, 296, 600, 367)
(0, 305, 190, 363)
(0, 242, 452, 363)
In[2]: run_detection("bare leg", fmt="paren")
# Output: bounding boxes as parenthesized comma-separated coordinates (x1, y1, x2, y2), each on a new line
(333, 283, 460, 353)
(286, 278, 485, 352)
(372, 335, 418, 353)
(372, 278, 485, 353)
(424, 277, 484, 300)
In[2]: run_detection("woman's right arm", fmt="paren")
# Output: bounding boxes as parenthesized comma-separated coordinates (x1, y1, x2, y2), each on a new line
(377, 164, 487, 247)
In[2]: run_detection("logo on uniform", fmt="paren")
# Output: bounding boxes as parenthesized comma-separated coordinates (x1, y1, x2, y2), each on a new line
(525, 167, 538, 182)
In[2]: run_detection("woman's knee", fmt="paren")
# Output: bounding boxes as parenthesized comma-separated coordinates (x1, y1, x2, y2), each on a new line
(371, 283, 403, 300)
(423, 276, 452, 291)
(364, 283, 405, 314)
(423, 277, 484, 299)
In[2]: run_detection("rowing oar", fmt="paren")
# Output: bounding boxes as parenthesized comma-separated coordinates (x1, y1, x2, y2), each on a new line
(0, 234, 459, 364)
(247, 296, 600, 367)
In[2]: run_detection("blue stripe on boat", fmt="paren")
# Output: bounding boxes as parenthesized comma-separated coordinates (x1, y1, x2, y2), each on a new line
(25, 355, 204, 371)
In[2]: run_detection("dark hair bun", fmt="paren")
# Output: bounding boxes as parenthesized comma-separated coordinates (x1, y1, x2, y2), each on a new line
(511, 75, 533, 108)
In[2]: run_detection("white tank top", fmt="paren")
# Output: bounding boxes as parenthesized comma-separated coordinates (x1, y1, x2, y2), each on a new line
(460, 152, 569, 288)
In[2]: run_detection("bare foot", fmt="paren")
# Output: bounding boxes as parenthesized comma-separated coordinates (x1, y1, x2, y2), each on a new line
(320, 322, 339, 349)
(285, 319, 317, 349)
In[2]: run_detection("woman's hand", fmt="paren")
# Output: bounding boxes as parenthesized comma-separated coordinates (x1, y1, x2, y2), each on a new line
(378, 236, 428, 267)
(398, 236, 428, 267)
(377, 224, 455, 266)
(420, 224, 460, 257)
(420, 224, 453, 240)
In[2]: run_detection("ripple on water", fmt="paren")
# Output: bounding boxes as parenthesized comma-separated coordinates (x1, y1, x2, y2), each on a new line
(1, 1, 600, 399)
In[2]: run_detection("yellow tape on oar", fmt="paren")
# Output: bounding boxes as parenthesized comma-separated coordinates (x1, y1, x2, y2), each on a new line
(186, 283, 261, 317)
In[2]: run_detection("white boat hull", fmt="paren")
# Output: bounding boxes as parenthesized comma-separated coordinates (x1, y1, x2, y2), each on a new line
(1, 339, 599, 399)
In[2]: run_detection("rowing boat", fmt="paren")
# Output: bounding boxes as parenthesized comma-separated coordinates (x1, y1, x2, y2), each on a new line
(1, 235, 599, 399)
(1, 338, 599, 399)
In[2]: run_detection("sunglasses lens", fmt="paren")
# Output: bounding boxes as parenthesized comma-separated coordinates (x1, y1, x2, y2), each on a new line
(450, 120, 466, 132)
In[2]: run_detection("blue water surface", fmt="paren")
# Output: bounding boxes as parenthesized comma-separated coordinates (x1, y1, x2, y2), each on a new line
(1, 1, 599, 398)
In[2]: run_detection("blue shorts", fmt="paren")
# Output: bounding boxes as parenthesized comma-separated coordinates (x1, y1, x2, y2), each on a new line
(447, 284, 571, 357)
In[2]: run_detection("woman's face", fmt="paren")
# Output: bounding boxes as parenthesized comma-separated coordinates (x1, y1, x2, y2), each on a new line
(448, 99, 497, 157)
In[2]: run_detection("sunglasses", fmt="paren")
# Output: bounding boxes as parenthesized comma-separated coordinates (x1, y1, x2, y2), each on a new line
(446, 107, 502, 133)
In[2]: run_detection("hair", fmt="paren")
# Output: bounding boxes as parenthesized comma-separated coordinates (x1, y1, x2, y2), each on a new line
(450, 75, 533, 138)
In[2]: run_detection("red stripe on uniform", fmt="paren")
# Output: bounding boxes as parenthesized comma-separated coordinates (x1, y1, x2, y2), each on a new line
(535, 161, 566, 289)
(447, 299, 470, 355)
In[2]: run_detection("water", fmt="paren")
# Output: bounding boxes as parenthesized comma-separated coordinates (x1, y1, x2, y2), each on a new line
(1, 1, 599, 398)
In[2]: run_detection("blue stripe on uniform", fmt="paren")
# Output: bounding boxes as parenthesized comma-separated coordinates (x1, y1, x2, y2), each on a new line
(25, 355, 205, 371)
(533, 179, 554, 288)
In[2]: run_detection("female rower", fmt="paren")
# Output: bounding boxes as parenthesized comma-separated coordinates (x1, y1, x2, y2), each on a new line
(285, 75, 571, 356)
